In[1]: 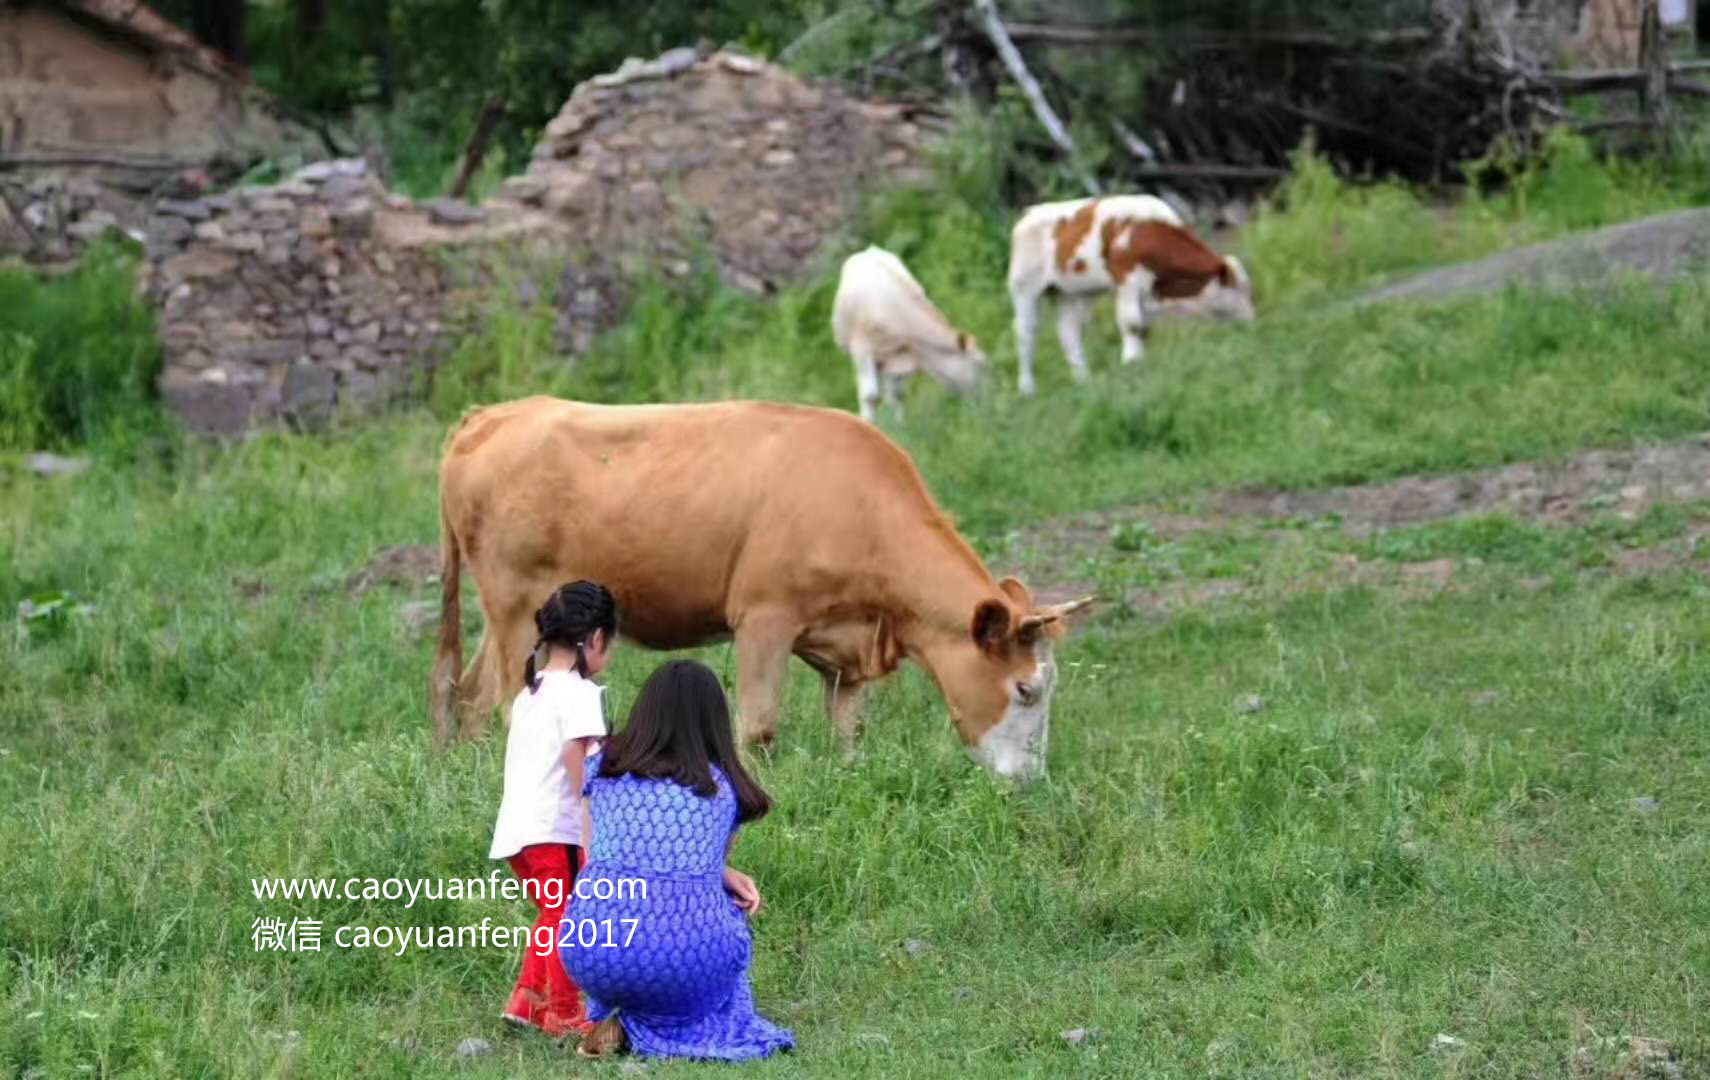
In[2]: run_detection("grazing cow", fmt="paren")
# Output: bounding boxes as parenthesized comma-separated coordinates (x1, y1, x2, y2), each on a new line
(1007, 195, 1254, 395)
(832, 245, 986, 423)
(431, 396, 1093, 780)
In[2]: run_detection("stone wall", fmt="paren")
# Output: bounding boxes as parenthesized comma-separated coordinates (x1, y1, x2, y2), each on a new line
(145, 159, 496, 435)
(139, 47, 933, 436)
(489, 48, 937, 295)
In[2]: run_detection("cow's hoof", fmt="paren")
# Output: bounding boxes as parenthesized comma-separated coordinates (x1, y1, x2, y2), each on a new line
(1018, 378, 1036, 397)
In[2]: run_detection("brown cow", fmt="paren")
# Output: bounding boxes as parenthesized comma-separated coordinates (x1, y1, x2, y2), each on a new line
(430, 396, 1092, 780)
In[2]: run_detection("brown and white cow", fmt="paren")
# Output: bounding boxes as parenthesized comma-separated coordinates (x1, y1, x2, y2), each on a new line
(431, 396, 1092, 780)
(832, 245, 986, 423)
(1007, 195, 1254, 395)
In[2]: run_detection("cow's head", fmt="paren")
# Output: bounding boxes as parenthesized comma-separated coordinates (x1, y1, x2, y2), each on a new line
(1202, 255, 1256, 322)
(924, 331, 987, 395)
(1152, 254, 1255, 325)
(932, 578, 1094, 781)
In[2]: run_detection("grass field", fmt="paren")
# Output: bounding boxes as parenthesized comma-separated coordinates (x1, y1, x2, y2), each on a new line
(4, 136, 1710, 1077)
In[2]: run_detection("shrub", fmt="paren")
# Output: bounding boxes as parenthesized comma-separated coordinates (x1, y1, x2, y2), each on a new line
(0, 242, 161, 450)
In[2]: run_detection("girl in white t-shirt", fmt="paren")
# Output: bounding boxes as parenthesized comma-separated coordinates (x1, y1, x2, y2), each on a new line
(489, 580, 618, 1038)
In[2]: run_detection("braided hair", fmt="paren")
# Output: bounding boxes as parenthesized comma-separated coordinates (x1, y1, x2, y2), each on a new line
(523, 580, 618, 692)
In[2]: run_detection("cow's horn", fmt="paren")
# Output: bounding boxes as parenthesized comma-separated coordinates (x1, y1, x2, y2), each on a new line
(1048, 596, 1097, 618)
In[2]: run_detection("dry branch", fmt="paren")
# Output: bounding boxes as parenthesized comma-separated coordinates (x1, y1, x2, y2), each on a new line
(972, 0, 1099, 195)
(446, 98, 505, 200)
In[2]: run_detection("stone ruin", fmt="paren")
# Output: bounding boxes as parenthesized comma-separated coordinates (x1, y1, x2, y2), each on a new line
(134, 47, 936, 436)
(488, 47, 939, 296)
(144, 158, 480, 435)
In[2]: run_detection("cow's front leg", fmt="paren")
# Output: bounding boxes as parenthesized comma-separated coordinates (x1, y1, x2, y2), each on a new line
(852, 350, 882, 423)
(821, 672, 869, 759)
(1116, 281, 1148, 365)
(1054, 294, 1092, 381)
(733, 613, 797, 746)
(1010, 283, 1043, 396)
(882, 371, 906, 419)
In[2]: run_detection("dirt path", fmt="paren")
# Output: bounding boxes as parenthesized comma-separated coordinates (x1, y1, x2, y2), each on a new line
(1007, 434, 1710, 610)
(1350, 208, 1710, 308)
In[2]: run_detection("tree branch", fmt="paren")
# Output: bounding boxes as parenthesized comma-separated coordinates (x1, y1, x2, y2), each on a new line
(972, 0, 1098, 195)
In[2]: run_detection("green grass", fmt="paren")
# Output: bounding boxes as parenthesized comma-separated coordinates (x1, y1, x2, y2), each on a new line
(6, 125, 1710, 1076)
(4, 429, 1709, 1077)
(0, 241, 163, 453)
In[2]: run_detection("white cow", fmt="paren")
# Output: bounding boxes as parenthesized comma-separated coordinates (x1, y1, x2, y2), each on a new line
(1007, 195, 1254, 395)
(832, 246, 986, 423)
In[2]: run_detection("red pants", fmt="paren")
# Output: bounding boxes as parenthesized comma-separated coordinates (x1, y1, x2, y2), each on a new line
(505, 843, 586, 1029)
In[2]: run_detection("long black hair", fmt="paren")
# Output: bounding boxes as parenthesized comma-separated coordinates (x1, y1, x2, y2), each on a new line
(598, 659, 772, 824)
(523, 580, 618, 692)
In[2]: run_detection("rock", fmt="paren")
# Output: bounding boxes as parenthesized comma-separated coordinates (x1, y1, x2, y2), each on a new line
(157, 370, 252, 437)
(1061, 1027, 1099, 1047)
(299, 206, 333, 238)
(148, 215, 194, 245)
(221, 232, 264, 255)
(854, 1032, 892, 1047)
(1469, 690, 1501, 708)
(294, 161, 337, 183)
(951, 986, 974, 1000)
(66, 216, 119, 242)
(901, 938, 931, 956)
(424, 198, 486, 226)
(331, 199, 374, 237)
(1432, 1033, 1466, 1051)
(719, 52, 762, 74)
(156, 198, 211, 221)
(24, 452, 91, 478)
(1632, 795, 1660, 815)
(321, 175, 372, 204)
(1234, 694, 1264, 715)
(281, 362, 337, 430)
(453, 1036, 491, 1059)
(399, 601, 439, 637)
(618, 1063, 648, 1077)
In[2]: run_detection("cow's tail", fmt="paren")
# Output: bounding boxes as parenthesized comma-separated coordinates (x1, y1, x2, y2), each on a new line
(429, 491, 463, 749)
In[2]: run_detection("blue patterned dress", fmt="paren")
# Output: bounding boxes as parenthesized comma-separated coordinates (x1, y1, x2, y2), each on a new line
(558, 752, 794, 1060)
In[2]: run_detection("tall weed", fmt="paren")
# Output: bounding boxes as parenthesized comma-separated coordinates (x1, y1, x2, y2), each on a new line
(0, 242, 161, 451)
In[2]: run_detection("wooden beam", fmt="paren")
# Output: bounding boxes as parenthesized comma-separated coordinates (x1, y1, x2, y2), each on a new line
(0, 152, 202, 171)
(1129, 163, 1288, 181)
(1002, 22, 1435, 49)
(446, 98, 505, 200)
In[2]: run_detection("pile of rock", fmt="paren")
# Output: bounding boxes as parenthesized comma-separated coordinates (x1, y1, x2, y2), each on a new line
(145, 159, 494, 435)
(0, 175, 149, 261)
(491, 48, 937, 295)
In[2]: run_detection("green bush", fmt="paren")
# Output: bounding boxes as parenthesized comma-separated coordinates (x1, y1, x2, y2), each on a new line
(0, 242, 162, 451)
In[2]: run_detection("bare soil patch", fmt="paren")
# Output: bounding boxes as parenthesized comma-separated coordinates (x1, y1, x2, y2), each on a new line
(347, 544, 440, 595)
(1011, 435, 1710, 615)
(1214, 434, 1710, 532)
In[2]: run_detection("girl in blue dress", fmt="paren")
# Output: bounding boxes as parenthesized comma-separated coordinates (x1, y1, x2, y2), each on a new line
(560, 659, 794, 1061)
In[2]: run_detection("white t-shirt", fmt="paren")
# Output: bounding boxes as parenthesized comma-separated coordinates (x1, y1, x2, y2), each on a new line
(487, 669, 607, 859)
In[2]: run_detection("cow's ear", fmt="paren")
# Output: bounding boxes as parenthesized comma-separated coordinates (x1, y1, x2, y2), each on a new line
(971, 599, 1012, 653)
(1217, 262, 1235, 287)
(997, 577, 1032, 608)
(957, 331, 972, 353)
